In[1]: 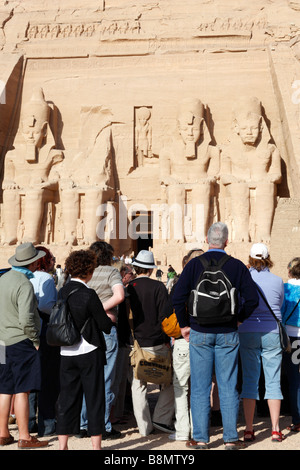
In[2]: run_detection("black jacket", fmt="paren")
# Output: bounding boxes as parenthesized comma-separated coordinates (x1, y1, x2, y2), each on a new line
(60, 280, 113, 350)
(127, 276, 169, 347)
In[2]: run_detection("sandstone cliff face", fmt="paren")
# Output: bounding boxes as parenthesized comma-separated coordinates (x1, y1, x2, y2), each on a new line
(0, 1, 299, 276)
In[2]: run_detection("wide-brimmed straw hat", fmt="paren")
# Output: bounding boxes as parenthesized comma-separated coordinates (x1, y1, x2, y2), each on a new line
(132, 250, 157, 269)
(8, 242, 46, 267)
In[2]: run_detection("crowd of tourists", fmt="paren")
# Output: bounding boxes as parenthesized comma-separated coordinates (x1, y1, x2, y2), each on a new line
(0, 222, 299, 450)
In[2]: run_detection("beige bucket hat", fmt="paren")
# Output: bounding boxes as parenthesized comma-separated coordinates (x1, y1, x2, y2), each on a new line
(8, 242, 46, 267)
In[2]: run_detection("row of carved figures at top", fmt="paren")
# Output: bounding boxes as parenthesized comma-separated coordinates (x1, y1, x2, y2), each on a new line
(1, 89, 282, 246)
(27, 20, 141, 39)
(26, 16, 268, 41)
(25, 13, 273, 42)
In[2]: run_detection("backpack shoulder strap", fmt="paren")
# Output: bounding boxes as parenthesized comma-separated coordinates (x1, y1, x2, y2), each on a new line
(216, 254, 230, 268)
(199, 253, 230, 269)
(198, 254, 209, 270)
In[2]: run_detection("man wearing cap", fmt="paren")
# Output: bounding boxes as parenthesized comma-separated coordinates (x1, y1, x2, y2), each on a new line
(127, 250, 174, 436)
(172, 222, 259, 449)
(0, 243, 49, 448)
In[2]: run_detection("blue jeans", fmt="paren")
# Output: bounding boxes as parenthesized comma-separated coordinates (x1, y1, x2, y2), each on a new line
(239, 331, 283, 400)
(80, 326, 118, 432)
(189, 329, 240, 444)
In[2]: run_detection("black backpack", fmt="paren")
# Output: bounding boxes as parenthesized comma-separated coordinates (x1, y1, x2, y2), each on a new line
(46, 288, 85, 347)
(188, 254, 238, 325)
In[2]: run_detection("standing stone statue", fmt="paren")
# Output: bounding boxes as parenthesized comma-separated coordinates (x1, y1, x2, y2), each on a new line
(2, 87, 63, 245)
(135, 106, 152, 166)
(221, 96, 282, 243)
(159, 97, 219, 244)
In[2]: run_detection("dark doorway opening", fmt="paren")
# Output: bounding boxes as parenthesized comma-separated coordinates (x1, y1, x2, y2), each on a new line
(131, 210, 153, 255)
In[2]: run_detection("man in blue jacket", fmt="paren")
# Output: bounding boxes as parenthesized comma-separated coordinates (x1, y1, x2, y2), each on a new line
(172, 222, 258, 450)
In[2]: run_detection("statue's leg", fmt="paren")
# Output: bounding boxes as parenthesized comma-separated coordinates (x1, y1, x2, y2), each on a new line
(254, 183, 276, 243)
(2, 190, 20, 245)
(60, 189, 79, 245)
(84, 188, 104, 245)
(166, 184, 185, 242)
(192, 182, 212, 244)
(23, 189, 45, 244)
(228, 182, 250, 242)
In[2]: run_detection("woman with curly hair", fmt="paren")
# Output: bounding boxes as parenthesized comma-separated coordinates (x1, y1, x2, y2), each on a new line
(56, 250, 113, 450)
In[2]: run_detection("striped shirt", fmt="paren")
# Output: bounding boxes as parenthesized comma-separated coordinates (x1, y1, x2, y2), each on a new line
(88, 265, 123, 317)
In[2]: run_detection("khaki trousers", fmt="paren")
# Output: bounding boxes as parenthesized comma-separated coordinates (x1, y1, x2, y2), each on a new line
(131, 343, 174, 436)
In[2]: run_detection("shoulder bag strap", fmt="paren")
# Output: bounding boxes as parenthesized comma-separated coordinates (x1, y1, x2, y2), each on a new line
(67, 288, 81, 299)
(283, 298, 300, 325)
(58, 287, 80, 301)
(255, 283, 280, 324)
(64, 288, 88, 333)
(258, 284, 300, 326)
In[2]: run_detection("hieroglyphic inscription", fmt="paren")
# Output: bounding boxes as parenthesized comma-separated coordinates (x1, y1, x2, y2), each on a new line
(26, 20, 141, 40)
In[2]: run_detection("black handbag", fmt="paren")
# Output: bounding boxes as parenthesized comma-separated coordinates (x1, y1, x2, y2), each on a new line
(46, 289, 89, 347)
(256, 284, 292, 354)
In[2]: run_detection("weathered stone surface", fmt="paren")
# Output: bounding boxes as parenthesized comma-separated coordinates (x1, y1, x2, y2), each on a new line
(0, 1, 299, 276)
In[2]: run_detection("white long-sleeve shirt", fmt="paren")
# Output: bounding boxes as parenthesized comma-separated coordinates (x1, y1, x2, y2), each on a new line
(30, 270, 57, 315)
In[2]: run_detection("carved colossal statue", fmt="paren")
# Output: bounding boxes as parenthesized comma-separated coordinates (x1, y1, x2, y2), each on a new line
(135, 106, 152, 166)
(59, 105, 116, 245)
(221, 96, 282, 243)
(2, 88, 63, 245)
(160, 97, 219, 243)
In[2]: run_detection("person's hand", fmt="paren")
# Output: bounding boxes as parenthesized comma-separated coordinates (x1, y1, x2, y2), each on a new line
(181, 326, 190, 342)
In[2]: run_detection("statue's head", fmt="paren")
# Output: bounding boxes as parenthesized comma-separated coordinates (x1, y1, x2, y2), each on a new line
(177, 98, 204, 149)
(136, 107, 151, 126)
(21, 88, 50, 150)
(233, 96, 263, 146)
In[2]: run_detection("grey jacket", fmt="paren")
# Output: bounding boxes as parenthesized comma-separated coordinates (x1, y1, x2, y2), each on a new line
(0, 269, 40, 347)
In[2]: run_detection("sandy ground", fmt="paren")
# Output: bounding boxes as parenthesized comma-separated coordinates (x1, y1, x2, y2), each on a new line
(2, 385, 300, 453)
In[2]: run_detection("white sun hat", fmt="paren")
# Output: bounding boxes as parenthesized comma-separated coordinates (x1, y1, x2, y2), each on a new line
(132, 250, 157, 269)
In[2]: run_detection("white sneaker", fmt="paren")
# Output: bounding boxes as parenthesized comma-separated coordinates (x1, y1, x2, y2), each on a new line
(168, 433, 189, 441)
